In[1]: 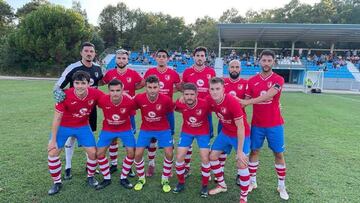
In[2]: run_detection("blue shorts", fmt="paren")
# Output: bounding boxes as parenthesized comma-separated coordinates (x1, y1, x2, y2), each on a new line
(97, 130, 135, 148)
(208, 113, 214, 138)
(137, 130, 173, 148)
(49, 125, 95, 149)
(178, 132, 210, 149)
(130, 115, 136, 134)
(211, 131, 250, 155)
(166, 112, 175, 136)
(250, 125, 285, 153)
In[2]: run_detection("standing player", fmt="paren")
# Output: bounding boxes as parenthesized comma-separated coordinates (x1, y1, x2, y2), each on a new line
(143, 50, 181, 177)
(101, 49, 144, 175)
(95, 79, 136, 190)
(132, 75, 174, 192)
(240, 49, 289, 200)
(173, 83, 211, 197)
(47, 71, 103, 195)
(53, 42, 103, 179)
(219, 59, 248, 185)
(181, 46, 216, 176)
(207, 77, 251, 203)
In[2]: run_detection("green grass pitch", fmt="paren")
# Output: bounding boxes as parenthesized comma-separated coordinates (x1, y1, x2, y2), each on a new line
(0, 79, 359, 202)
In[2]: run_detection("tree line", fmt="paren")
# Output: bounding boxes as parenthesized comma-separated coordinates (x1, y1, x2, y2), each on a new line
(0, 0, 359, 76)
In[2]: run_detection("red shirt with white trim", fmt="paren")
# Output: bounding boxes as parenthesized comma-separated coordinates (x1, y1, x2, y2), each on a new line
(102, 68, 143, 97)
(55, 88, 104, 127)
(98, 94, 135, 132)
(209, 94, 250, 137)
(224, 78, 247, 99)
(144, 67, 180, 99)
(175, 98, 210, 135)
(134, 92, 174, 131)
(182, 66, 215, 99)
(245, 72, 285, 127)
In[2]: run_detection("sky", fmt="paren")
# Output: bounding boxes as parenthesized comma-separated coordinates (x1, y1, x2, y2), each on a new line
(8, 0, 320, 25)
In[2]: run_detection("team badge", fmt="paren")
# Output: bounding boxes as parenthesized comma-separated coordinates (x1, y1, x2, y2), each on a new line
(189, 117, 197, 123)
(89, 78, 94, 86)
(127, 77, 132, 83)
(156, 104, 162, 111)
(196, 109, 202, 115)
(216, 112, 224, 119)
(112, 114, 120, 121)
(196, 79, 204, 87)
(267, 82, 273, 88)
(206, 74, 211, 79)
(165, 75, 170, 81)
(79, 108, 88, 115)
(148, 111, 156, 118)
(221, 107, 227, 114)
(229, 91, 236, 96)
(95, 72, 99, 78)
(88, 99, 94, 105)
(159, 81, 164, 89)
(120, 108, 126, 114)
(238, 84, 243, 90)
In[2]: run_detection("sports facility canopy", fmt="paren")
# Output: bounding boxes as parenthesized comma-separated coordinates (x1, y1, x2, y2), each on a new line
(217, 23, 360, 57)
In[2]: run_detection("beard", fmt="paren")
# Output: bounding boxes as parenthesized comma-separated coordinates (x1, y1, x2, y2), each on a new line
(229, 72, 240, 79)
(117, 63, 127, 69)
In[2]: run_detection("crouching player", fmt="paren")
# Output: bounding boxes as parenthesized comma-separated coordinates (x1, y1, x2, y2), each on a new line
(207, 77, 251, 203)
(47, 71, 103, 195)
(173, 83, 211, 197)
(95, 79, 136, 190)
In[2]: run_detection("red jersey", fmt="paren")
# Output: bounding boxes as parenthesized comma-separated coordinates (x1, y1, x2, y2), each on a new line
(55, 88, 104, 127)
(175, 98, 210, 135)
(102, 68, 143, 97)
(134, 93, 174, 131)
(144, 67, 180, 99)
(245, 72, 285, 127)
(224, 78, 247, 99)
(98, 94, 135, 132)
(182, 66, 215, 99)
(209, 94, 250, 137)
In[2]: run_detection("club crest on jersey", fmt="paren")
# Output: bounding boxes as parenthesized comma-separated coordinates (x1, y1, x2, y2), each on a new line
(156, 104, 162, 111)
(196, 79, 204, 87)
(112, 114, 120, 121)
(238, 84, 243, 90)
(206, 74, 211, 79)
(88, 99, 94, 105)
(189, 116, 197, 123)
(221, 107, 227, 114)
(79, 108, 88, 115)
(229, 91, 236, 96)
(267, 82, 273, 88)
(120, 108, 126, 114)
(89, 78, 94, 86)
(95, 72, 99, 78)
(159, 81, 164, 89)
(148, 111, 156, 118)
(196, 109, 202, 115)
(216, 112, 224, 119)
(127, 77, 132, 83)
(165, 75, 170, 81)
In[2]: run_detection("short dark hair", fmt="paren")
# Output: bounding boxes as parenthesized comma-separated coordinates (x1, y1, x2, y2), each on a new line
(156, 49, 169, 57)
(145, 75, 159, 84)
(193, 46, 207, 56)
(81, 42, 95, 51)
(72, 70, 90, 83)
(108, 79, 123, 88)
(209, 77, 224, 85)
(259, 49, 275, 60)
(182, 83, 197, 92)
(116, 49, 129, 56)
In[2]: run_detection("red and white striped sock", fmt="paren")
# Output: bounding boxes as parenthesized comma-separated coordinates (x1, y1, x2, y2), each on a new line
(219, 152, 227, 172)
(175, 161, 185, 184)
(48, 156, 62, 184)
(210, 160, 226, 188)
(184, 146, 192, 170)
(109, 142, 118, 166)
(87, 158, 97, 177)
(162, 158, 173, 180)
(238, 168, 250, 201)
(121, 156, 134, 179)
(148, 139, 157, 166)
(275, 164, 286, 187)
(135, 159, 145, 179)
(201, 163, 211, 186)
(248, 161, 259, 183)
(98, 156, 110, 180)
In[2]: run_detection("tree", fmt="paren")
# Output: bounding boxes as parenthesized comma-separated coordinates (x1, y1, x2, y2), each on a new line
(15, 0, 49, 19)
(0, 0, 14, 28)
(219, 8, 245, 23)
(72, 0, 88, 23)
(190, 16, 218, 51)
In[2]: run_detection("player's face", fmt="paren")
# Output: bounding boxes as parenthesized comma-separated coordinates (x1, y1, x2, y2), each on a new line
(73, 79, 89, 95)
(146, 82, 159, 98)
(80, 46, 96, 63)
(156, 52, 168, 67)
(183, 90, 197, 106)
(109, 84, 123, 101)
(229, 61, 241, 79)
(194, 51, 206, 67)
(259, 55, 275, 73)
(116, 53, 128, 69)
(209, 83, 224, 102)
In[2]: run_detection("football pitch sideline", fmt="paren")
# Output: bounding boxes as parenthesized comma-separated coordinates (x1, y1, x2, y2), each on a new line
(0, 79, 359, 202)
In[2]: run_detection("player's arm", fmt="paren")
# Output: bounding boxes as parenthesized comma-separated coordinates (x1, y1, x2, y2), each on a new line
(242, 86, 280, 106)
(48, 111, 63, 152)
(235, 117, 247, 166)
(135, 79, 145, 90)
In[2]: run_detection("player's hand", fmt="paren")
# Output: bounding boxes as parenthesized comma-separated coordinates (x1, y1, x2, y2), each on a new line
(48, 140, 57, 152)
(236, 152, 248, 168)
(53, 89, 66, 103)
(239, 99, 250, 108)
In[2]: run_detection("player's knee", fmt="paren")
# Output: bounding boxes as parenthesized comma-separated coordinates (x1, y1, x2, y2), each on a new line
(87, 149, 97, 160)
(48, 149, 59, 157)
(274, 152, 284, 161)
(127, 148, 135, 159)
(209, 152, 219, 161)
(250, 150, 260, 157)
